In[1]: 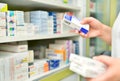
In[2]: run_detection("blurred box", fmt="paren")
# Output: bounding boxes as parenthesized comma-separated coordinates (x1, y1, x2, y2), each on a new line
(0, 3, 8, 12)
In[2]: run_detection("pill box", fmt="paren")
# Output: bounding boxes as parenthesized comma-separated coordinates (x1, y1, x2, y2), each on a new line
(63, 13, 89, 34)
(69, 53, 107, 78)
(0, 3, 8, 12)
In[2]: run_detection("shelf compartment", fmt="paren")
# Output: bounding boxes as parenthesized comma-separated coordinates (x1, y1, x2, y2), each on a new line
(1, 0, 80, 11)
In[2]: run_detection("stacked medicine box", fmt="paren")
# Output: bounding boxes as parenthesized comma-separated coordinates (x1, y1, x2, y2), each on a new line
(16, 11, 27, 36)
(30, 11, 48, 35)
(6, 11, 16, 36)
(0, 12, 6, 37)
(0, 41, 29, 81)
(48, 12, 57, 34)
(0, 3, 7, 37)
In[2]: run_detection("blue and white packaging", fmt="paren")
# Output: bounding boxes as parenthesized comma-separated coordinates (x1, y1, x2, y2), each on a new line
(7, 11, 16, 36)
(30, 11, 48, 35)
(63, 14, 89, 34)
(69, 53, 107, 78)
(47, 59, 60, 70)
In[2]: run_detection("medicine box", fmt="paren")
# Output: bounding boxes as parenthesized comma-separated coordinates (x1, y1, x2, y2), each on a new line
(0, 3, 8, 12)
(69, 53, 107, 78)
(0, 12, 6, 27)
(63, 13, 89, 34)
(0, 41, 28, 52)
(6, 11, 16, 36)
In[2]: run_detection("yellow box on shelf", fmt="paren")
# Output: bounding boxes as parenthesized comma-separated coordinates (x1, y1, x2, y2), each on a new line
(0, 3, 8, 12)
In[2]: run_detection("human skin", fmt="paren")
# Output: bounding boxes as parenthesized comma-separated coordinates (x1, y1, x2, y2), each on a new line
(75, 17, 112, 45)
(86, 55, 120, 81)
(74, 17, 120, 81)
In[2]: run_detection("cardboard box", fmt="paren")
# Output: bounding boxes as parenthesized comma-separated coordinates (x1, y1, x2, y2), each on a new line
(0, 3, 8, 12)
(0, 41, 28, 52)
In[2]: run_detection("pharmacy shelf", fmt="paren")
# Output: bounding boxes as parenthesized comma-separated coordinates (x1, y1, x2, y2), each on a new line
(1, 0, 80, 11)
(0, 33, 79, 43)
(26, 64, 69, 81)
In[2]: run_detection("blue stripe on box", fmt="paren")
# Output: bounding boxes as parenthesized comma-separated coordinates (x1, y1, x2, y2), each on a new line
(80, 28, 88, 34)
(65, 14, 72, 21)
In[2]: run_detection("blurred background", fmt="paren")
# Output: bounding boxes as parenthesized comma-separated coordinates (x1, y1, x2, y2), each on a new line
(87, 0, 120, 57)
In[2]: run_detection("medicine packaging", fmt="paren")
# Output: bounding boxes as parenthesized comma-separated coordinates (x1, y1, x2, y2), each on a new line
(69, 54, 107, 78)
(63, 13, 89, 34)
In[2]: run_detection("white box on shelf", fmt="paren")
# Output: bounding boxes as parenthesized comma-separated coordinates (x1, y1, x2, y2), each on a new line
(0, 3, 8, 12)
(24, 12, 30, 23)
(0, 12, 6, 27)
(6, 11, 16, 36)
(0, 51, 29, 64)
(14, 63, 28, 81)
(55, 39, 73, 63)
(0, 27, 6, 37)
(46, 52, 63, 60)
(15, 11, 24, 26)
(0, 58, 4, 81)
(28, 50, 34, 63)
(0, 52, 28, 81)
(0, 41, 28, 52)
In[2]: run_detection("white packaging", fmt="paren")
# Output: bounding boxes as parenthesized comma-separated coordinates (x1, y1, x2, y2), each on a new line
(28, 50, 34, 63)
(49, 44, 65, 50)
(0, 51, 29, 64)
(46, 53, 63, 60)
(0, 27, 6, 37)
(34, 59, 49, 74)
(0, 41, 28, 52)
(63, 13, 89, 34)
(0, 12, 6, 27)
(61, 21, 73, 33)
(0, 3, 8, 12)
(69, 54, 107, 78)
(24, 12, 30, 23)
(15, 11, 24, 26)
(55, 39, 73, 63)
(48, 16, 54, 35)
(28, 64, 36, 72)
(0, 58, 4, 81)
(7, 11, 16, 36)
(46, 49, 63, 60)
(16, 30, 27, 36)
(14, 63, 28, 81)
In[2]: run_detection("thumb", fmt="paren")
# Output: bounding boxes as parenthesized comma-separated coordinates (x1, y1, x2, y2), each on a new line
(93, 55, 113, 66)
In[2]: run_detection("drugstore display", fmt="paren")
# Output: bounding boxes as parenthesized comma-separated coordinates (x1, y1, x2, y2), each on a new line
(0, 10, 72, 37)
(0, 0, 87, 81)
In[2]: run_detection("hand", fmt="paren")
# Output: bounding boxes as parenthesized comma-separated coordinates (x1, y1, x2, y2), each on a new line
(73, 17, 104, 38)
(86, 55, 120, 81)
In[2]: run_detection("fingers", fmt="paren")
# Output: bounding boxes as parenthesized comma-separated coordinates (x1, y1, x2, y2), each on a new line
(93, 55, 113, 66)
(86, 69, 116, 81)
(70, 30, 89, 38)
(86, 78, 93, 81)
(80, 17, 95, 24)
